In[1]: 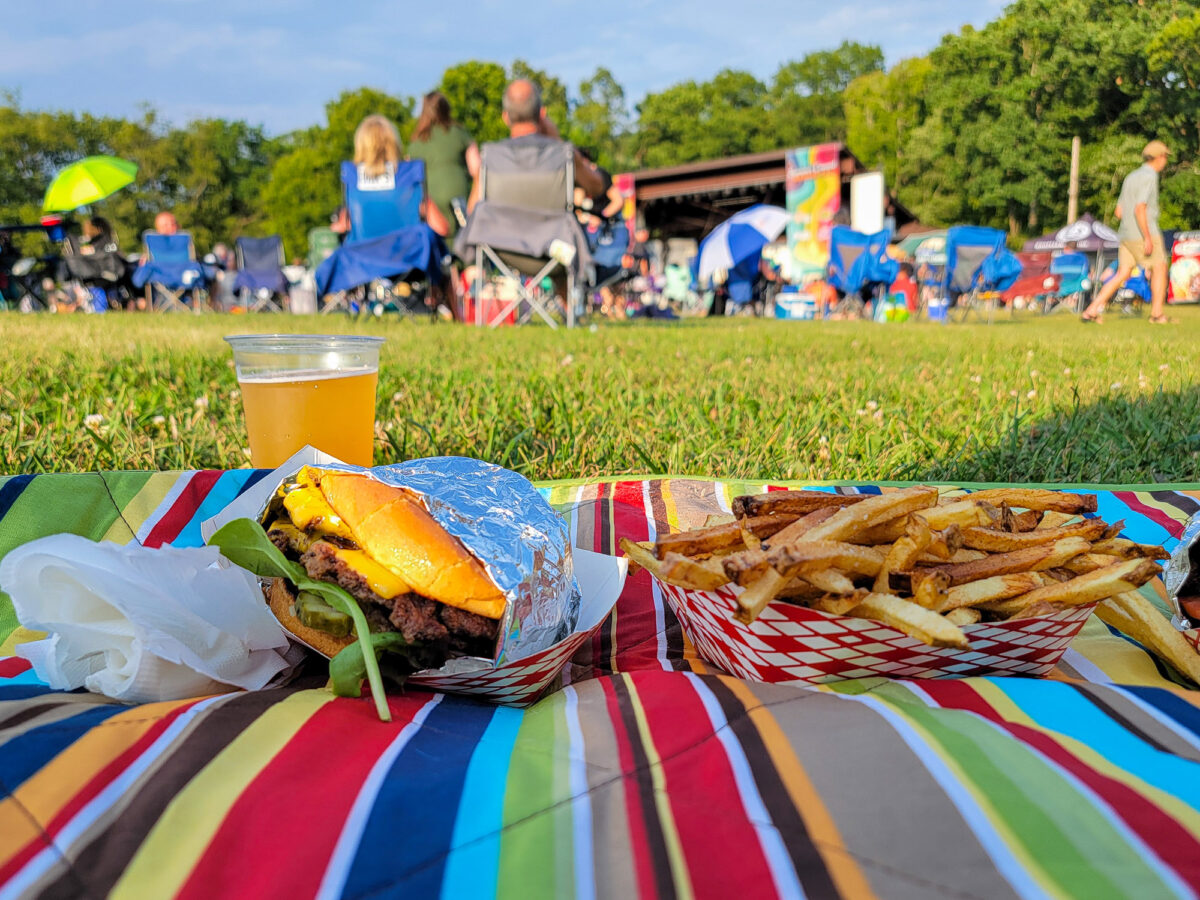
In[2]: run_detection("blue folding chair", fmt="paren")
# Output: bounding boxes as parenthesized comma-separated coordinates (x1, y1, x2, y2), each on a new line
(1043, 251, 1090, 316)
(827, 226, 898, 318)
(233, 235, 288, 312)
(1099, 261, 1149, 316)
(132, 233, 208, 313)
(943, 226, 1023, 323)
(314, 161, 447, 315)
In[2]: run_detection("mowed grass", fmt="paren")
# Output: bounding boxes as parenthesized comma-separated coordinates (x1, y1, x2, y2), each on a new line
(1, 309, 1198, 484)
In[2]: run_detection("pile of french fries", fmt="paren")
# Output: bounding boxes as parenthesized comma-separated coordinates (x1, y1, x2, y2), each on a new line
(620, 486, 1200, 681)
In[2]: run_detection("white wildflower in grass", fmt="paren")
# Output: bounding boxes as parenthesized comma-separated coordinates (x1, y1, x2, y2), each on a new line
(1026, 349, 1034, 358)
(1027, 390, 1037, 399)
(872, 409, 884, 424)
(0, 414, 12, 426)
(1110, 382, 1123, 391)
(229, 389, 240, 400)
(1009, 390, 1019, 398)
(819, 435, 828, 444)
(392, 391, 404, 403)
(866, 400, 878, 411)
(1029, 370, 1039, 379)
(969, 374, 982, 384)
(856, 408, 868, 416)
(193, 396, 209, 410)
(1160, 363, 1170, 373)
(151, 415, 166, 426)
(560, 354, 574, 367)
(84, 413, 104, 428)
(818, 444, 831, 461)
(1063, 367, 1072, 376)
(104, 397, 115, 408)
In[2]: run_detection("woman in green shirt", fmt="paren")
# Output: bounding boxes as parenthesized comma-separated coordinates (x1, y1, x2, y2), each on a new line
(407, 92, 480, 238)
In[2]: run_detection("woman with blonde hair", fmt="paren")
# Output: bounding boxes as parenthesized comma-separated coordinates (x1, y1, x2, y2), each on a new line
(351, 114, 449, 235)
(353, 115, 402, 177)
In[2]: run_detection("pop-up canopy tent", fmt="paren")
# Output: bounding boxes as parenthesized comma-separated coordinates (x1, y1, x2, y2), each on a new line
(1022, 213, 1119, 253)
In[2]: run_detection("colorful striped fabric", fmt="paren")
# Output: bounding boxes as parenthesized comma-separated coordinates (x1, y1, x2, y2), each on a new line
(2, 472, 1200, 899)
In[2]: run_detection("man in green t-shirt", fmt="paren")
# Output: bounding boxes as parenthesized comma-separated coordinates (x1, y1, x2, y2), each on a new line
(1082, 140, 1172, 323)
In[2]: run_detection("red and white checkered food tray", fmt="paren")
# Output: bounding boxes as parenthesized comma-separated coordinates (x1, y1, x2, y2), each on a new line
(659, 580, 1095, 684)
(407, 627, 592, 706)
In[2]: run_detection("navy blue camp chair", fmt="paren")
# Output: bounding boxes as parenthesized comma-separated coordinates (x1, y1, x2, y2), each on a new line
(314, 161, 447, 314)
(233, 235, 288, 312)
(1043, 251, 1090, 316)
(132, 233, 207, 313)
(943, 226, 1023, 323)
(827, 226, 898, 317)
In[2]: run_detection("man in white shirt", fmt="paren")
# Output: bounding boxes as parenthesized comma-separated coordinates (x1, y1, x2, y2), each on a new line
(1082, 140, 1171, 323)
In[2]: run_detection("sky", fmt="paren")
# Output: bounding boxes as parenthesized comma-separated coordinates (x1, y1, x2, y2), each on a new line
(3, 0, 1007, 135)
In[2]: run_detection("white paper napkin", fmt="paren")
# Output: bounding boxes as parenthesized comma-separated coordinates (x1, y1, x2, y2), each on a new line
(0, 535, 296, 703)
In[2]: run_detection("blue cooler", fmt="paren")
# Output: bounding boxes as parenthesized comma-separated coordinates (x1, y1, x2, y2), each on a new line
(927, 299, 949, 322)
(775, 289, 816, 320)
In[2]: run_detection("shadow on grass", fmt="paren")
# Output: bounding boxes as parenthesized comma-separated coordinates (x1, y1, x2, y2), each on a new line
(898, 387, 1200, 485)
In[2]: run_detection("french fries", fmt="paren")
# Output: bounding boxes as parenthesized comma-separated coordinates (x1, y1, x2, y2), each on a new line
(1097, 592, 1200, 683)
(622, 487, 1180, 667)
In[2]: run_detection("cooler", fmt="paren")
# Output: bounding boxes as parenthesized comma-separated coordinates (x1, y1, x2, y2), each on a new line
(774, 289, 816, 320)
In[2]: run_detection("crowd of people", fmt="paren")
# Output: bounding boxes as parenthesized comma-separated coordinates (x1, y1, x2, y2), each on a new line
(4, 81, 1182, 325)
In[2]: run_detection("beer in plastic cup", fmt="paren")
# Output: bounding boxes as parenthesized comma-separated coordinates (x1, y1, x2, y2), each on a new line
(224, 334, 384, 468)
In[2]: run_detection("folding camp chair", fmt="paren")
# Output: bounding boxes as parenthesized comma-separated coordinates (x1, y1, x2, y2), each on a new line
(135, 233, 207, 313)
(826, 226, 898, 318)
(233, 235, 288, 312)
(1042, 251, 1090, 316)
(943, 226, 1023, 323)
(314, 161, 445, 316)
(455, 134, 591, 329)
(307, 227, 340, 270)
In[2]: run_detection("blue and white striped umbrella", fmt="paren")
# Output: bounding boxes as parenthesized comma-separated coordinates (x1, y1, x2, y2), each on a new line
(697, 204, 790, 283)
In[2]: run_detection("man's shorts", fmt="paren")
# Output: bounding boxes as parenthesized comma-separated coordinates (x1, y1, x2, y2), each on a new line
(1118, 233, 1167, 269)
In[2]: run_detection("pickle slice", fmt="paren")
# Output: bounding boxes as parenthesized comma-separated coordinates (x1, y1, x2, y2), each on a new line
(295, 590, 352, 637)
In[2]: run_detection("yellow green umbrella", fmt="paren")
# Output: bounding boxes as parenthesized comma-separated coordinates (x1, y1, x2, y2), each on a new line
(42, 156, 138, 212)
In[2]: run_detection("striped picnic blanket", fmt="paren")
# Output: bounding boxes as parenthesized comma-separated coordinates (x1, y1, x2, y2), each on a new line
(2, 472, 1200, 900)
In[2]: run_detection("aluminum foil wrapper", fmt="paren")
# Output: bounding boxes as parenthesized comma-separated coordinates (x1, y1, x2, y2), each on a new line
(1165, 511, 1200, 630)
(259, 456, 581, 670)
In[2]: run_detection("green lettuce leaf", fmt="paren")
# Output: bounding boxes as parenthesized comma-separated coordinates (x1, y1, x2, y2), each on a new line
(208, 518, 393, 722)
(329, 632, 416, 698)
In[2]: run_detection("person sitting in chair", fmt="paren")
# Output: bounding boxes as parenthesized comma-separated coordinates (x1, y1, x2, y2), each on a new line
(466, 79, 604, 213)
(153, 211, 179, 237)
(352, 114, 449, 236)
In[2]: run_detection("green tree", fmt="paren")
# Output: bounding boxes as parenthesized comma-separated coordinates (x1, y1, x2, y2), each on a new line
(770, 41, 884, 146)
(439, 61, 507, 144)
(631, 70, 773, 168)
(567, 67, 628, 168)
(843, 57, 931, 193)
(898, 0, 1200, 235)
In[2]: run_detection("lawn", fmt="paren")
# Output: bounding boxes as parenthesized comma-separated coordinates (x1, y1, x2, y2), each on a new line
(1, 309, 1198, 484)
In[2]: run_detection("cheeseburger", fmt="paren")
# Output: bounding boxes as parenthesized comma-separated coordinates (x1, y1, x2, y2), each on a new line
(262, 466, 504, 662)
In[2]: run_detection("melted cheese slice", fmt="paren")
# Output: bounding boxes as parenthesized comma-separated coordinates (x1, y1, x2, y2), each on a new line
(333, 548, 412, 599)
(282, 484, 356, 542)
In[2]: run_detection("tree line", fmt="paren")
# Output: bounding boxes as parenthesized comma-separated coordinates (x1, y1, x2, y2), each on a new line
(2, 0, 1197, 258)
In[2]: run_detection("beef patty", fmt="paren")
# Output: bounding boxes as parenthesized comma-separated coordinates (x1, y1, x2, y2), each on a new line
(296, 540, 499, 654)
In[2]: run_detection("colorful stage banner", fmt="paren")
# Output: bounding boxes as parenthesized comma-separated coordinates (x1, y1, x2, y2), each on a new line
(785, 143, 841, 285)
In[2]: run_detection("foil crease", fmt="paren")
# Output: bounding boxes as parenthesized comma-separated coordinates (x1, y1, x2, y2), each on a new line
(260, 456, 580, 668)
(1166, 511, 1200, 630)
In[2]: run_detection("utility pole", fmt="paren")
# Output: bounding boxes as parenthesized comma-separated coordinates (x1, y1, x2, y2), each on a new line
(1067, 136, 1081, 223)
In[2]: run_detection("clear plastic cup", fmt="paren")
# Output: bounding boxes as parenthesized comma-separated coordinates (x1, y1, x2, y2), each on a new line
(225, 334, 385, 468)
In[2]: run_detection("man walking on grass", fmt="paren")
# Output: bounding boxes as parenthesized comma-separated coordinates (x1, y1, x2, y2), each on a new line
(1081, 140, 1172, 324)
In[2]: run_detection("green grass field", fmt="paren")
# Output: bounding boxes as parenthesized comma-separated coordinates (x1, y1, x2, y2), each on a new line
(1, 309, 1198, 484)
